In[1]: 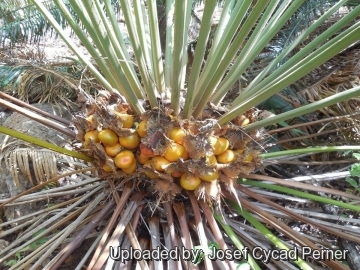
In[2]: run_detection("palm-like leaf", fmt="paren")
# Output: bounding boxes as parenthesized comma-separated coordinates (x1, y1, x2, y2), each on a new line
(0, 0, 62, 45)
(0, 0, 123, 45)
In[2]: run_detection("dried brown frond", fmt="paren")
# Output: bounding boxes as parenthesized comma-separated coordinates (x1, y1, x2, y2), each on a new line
(0, 143, 58, 188)
(0, 61, 103, 107)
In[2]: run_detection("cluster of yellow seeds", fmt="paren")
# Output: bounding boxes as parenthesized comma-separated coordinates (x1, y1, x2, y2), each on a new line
(83, 112, 253, 191)
(83, 113, 139, 174)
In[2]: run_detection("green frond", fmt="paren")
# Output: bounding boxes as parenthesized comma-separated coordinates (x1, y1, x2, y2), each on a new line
(0, 0, 122, 45)
(0, 0, 64, 45)
(0, 125, 92, 161)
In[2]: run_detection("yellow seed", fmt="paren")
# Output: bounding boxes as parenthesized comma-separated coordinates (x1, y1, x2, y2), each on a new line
(144, 160, 158, 179)
(235, 149, 245, 154)
(243, 154, 253, 162)
(180, 173, 201, 191)
(214, 137, 229, 155)
(164, 143, 185, 162)
(137, 120, 148, 137)
(114, 112, 134, 128)
(152, 156, 170, 172)
(210, 136, 229, 155)
(240, 117, 250, 127)
(105, 143, 122, 157)
(114, 150, 135, 169)
(206, 155, 217, 166)
(119, 133, 140, 149)
(102, 164, 114, 172)
(217, 149, 236, 164)
(235, 115, 250, 127)
(122, 161, 137, 174)
(136, 152, 150, 164)
(145, 170, 158, 179)
(84, 130, 100, 145)
(169, 127, 186, 144)
(98, 129, 118, 146)
(199, 171, 219, 182)
(140, 143, 155, 157)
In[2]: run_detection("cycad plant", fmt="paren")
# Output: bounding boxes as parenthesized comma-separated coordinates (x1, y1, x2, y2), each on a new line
(1, 0, 360, 269)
